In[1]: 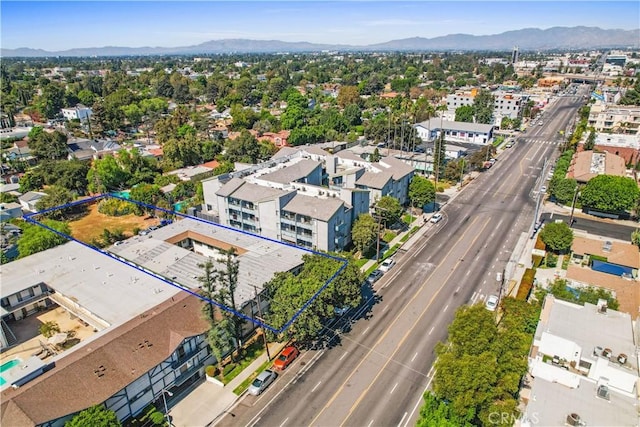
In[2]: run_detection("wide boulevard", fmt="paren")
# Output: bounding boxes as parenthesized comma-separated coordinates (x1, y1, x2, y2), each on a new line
(217, 87, 588, 427)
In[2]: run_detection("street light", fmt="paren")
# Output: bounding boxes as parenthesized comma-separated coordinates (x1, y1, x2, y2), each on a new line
(569, 184, 581, 227)
(161, 389, 173, 426)
(253, 286, 271, 361)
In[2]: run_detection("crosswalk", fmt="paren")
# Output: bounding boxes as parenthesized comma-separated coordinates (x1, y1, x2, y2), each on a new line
(520, 138, 560, 146)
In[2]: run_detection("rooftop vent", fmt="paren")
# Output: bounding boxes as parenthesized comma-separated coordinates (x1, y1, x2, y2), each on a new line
(566, 413, 583, 426)
(602, 240, 612, 252)
(617, 353, 627, 365)
(596, 299, 608, 314)
(596, 384, 610, 400)
(602, 348, 612, 358)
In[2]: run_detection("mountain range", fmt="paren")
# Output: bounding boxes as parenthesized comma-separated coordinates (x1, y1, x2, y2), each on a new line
(2, 26, 638, 57)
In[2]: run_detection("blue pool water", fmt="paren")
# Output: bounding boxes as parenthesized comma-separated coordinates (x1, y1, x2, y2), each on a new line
(0, 359, 20, 373)
(173, 201, 185, 212)
(112, 190, 131, 199)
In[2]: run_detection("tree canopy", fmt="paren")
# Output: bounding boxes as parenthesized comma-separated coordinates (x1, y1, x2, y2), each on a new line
(408, 175, 436, 208)
(18, 219, 71, 258)
(351, 214, 378, 255)
(374, 196, 403, 227)
(579, 175, 639, 213)
(539, 221, 574, 253)
(65, 405, 121, 427)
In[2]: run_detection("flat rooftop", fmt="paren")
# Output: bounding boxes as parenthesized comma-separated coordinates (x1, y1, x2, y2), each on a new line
(522, 376, 639, 427)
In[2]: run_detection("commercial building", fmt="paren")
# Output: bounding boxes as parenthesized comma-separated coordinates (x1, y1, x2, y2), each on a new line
(587, 104, 640, 135)
(522, 295, 639, 427)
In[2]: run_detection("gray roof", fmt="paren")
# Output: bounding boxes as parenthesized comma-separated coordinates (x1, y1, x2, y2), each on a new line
(271, 146, 300, 160)
(335, 150, 364, 162)
(259, 159, 321, 184)
(356, 171, 392, 189)
(221, 180, 291, 203)
(0, 183, 20, 193)
(282, 193, 344, 221)
(523, 376, 638, 427)
(302, 145, 330, 157)
(376, 157, 415, 180)
(535, 297, 636, 370)
(18, 191, 47, 203)
(216, 177, 245, 197)
(416, 118, 493, 134)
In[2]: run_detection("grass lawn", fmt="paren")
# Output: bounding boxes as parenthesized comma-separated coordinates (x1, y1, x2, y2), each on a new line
(69, 203, 158, 244)
(382, 231, 396, 243)
(233, 359, 272, 395)
(355, 258, 368, 268)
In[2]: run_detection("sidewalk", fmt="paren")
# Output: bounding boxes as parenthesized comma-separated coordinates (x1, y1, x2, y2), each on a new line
(170, 340, 286, 427)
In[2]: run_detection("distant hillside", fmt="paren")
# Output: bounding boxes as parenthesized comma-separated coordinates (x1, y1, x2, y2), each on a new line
(2, 26, 638, 57)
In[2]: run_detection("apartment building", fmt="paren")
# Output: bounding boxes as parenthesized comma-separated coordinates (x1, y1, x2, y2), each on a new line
(588, 104, 640, 135)
(202, 145, 413, 252)
(414, 118, 494, 145)
(522, 295, 639, 427)
(446, 89, 528, 122)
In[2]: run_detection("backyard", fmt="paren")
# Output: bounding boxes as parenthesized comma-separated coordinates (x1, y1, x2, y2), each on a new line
(68, 203, 158, 244)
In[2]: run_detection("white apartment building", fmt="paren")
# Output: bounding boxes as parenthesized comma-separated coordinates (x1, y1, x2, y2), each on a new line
(445, 90, 528, 124)
(414, 118, 494, 145)
(61, 104, 92, 121)
(522, 295, 639, 427)
(588, 104, 640, 135)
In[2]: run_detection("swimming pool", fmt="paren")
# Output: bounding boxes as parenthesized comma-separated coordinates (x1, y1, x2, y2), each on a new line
(0, 359, 20, 373)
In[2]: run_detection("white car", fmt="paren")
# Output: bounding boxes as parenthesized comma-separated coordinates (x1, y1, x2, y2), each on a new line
(485, 295, 499, 312)
(540, 186, 547, 193)
(248, 369, 277, 396)
(378, 258, 395, 273)
(430, 213, 443, 223)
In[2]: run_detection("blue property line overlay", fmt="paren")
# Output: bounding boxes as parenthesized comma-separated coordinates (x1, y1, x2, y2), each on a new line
(24, 193, 347, 334)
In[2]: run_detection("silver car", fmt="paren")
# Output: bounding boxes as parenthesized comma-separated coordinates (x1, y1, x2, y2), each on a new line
(248, 369, 277, 396)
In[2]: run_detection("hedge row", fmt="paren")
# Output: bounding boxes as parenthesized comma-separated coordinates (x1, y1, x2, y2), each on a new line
(98, 198, 134, 216)
(516, 268, 536, 300)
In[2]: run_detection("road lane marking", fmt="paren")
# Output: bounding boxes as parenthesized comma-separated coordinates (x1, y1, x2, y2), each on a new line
(311, 217, 487, 427)
(428, 327, 434, 335)
(398, 412, 408, 427)
(367, 420, 375, 427)
(361, 326, 370, 336)
(443, 304, 449, 313)
(390, 383, 398, 394)
(411, 352, 418, 362)
(465, 270, 470, 276)
(339, 352, 348, 361)
(279, 417, 289, 427)
(311, 381, 322, 393)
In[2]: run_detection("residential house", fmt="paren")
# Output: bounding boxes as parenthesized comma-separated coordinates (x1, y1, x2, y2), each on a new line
(18, 191, 47, 212)
(61, 104, 92, 122)
(522, 295, 639, 427)
(581, 133, 640, 164)
(0, 202, 22, 222)
(66, 138, 121, 161)
(565, 236, 640, 317)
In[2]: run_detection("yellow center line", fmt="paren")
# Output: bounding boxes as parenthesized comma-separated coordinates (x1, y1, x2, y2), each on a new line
(307, 216, 484, 427)
(340, 217, 493, 426)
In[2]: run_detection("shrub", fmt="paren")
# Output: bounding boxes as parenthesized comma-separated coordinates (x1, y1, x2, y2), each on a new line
(545, 253, 558, 268)
(516, 268, 536, 300)
(205, 365, 216, 377)
(532, 255, 543, 268)
(98, 198, 134, 216)
(589, 254, 608, 264)
(534, 235, 546, 251)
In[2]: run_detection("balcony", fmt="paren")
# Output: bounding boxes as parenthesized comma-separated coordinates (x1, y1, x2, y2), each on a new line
(171, 347, 201, 369)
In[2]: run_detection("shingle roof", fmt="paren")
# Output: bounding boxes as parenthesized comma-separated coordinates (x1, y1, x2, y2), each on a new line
(0, 293, 209, 426)
(376, 157, 415, 180)
(282, 193, 344, 221)
(219, 179, 291, 203)
(259, 159, 321, 184)
(356, 171, 392, 189)
(18, 191, 47, 203)
(271, 147, 300, 160)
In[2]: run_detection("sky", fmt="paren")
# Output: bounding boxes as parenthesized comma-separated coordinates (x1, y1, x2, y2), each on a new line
(1, 1, 639, 51)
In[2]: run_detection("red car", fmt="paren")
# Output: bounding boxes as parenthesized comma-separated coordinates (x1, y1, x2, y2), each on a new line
(273, 346, 299, 370)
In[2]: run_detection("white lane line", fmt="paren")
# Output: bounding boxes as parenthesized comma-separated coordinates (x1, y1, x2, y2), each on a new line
(465, 270, 471, 276)
(411, 352, 418, 362)
(399, 286, 406, 293)
(339, 351, 348, 361)
(311, 381, 322, 393)
(443, 304, 449, 313)
(367, 419, 375, 427)
(398, 412, 408, 427)
(390, 382, 398, 394)
(455, 286, 461, 294)
(361, 326, 370, 336)
(279, 417, 289, 427)
(428, 326, 434, 335)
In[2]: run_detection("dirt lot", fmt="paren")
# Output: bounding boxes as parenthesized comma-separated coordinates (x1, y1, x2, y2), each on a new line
(69, 203, 159, 244)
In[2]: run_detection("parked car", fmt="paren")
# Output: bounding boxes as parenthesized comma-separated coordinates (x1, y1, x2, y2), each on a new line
(505, 141, 514, 148)
(273, 346, 300, 371)
(485, 295, 499, 312)
(334, 305, 350, 317)
(430, 213, 443, 223)
(378, 258, 395, 273)
(248, 369, 277, 395)
(540, 186, 547, 193)
(366, 270, 384, 284)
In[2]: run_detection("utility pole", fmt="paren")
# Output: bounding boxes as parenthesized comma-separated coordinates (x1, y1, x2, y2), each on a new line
(568, 184, 580, 227)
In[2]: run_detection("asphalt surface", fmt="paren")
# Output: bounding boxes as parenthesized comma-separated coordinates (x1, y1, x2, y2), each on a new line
(540, 212, 637, 241)
(216, 90, 590, 427)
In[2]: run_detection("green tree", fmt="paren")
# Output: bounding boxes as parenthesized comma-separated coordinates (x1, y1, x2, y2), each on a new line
(369, 148, 382, 163)
(337, 85, 360, 108)
(550, 178, 577, 205)
(38, 320, 61, 338)
(472, 89, 494, 124)
(87, 155, 132, 193)
(212, 248, 243, 359)
(374, 196, 403, 227)
(539, 221, 574, 253)
(631, 229, 640, 248)
(129, 184, 164, 214)
(579, 175, 639, 212)
(28, 129, 68, 160)
(35, 186, 75, 219)
(408, 175, 436, 208)
(224, 130, 269, 164)
(545, 278, 619, 310)
(417, 393, 474, 427)
(18, 219, 71, 257)
(584, 129, 596, 150)
(65, 405, 121, 427)
(19, 169, 45, 193)
(351, 214, 378, 255)
(454, 105, 474, 122)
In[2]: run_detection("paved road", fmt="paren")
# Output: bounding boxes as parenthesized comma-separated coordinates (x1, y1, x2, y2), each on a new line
(540, 212, 637, 241)
(216, 93, 588, 427)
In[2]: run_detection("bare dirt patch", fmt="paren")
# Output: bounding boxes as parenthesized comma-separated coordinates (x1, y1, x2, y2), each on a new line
(69, 203, 158, 244)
